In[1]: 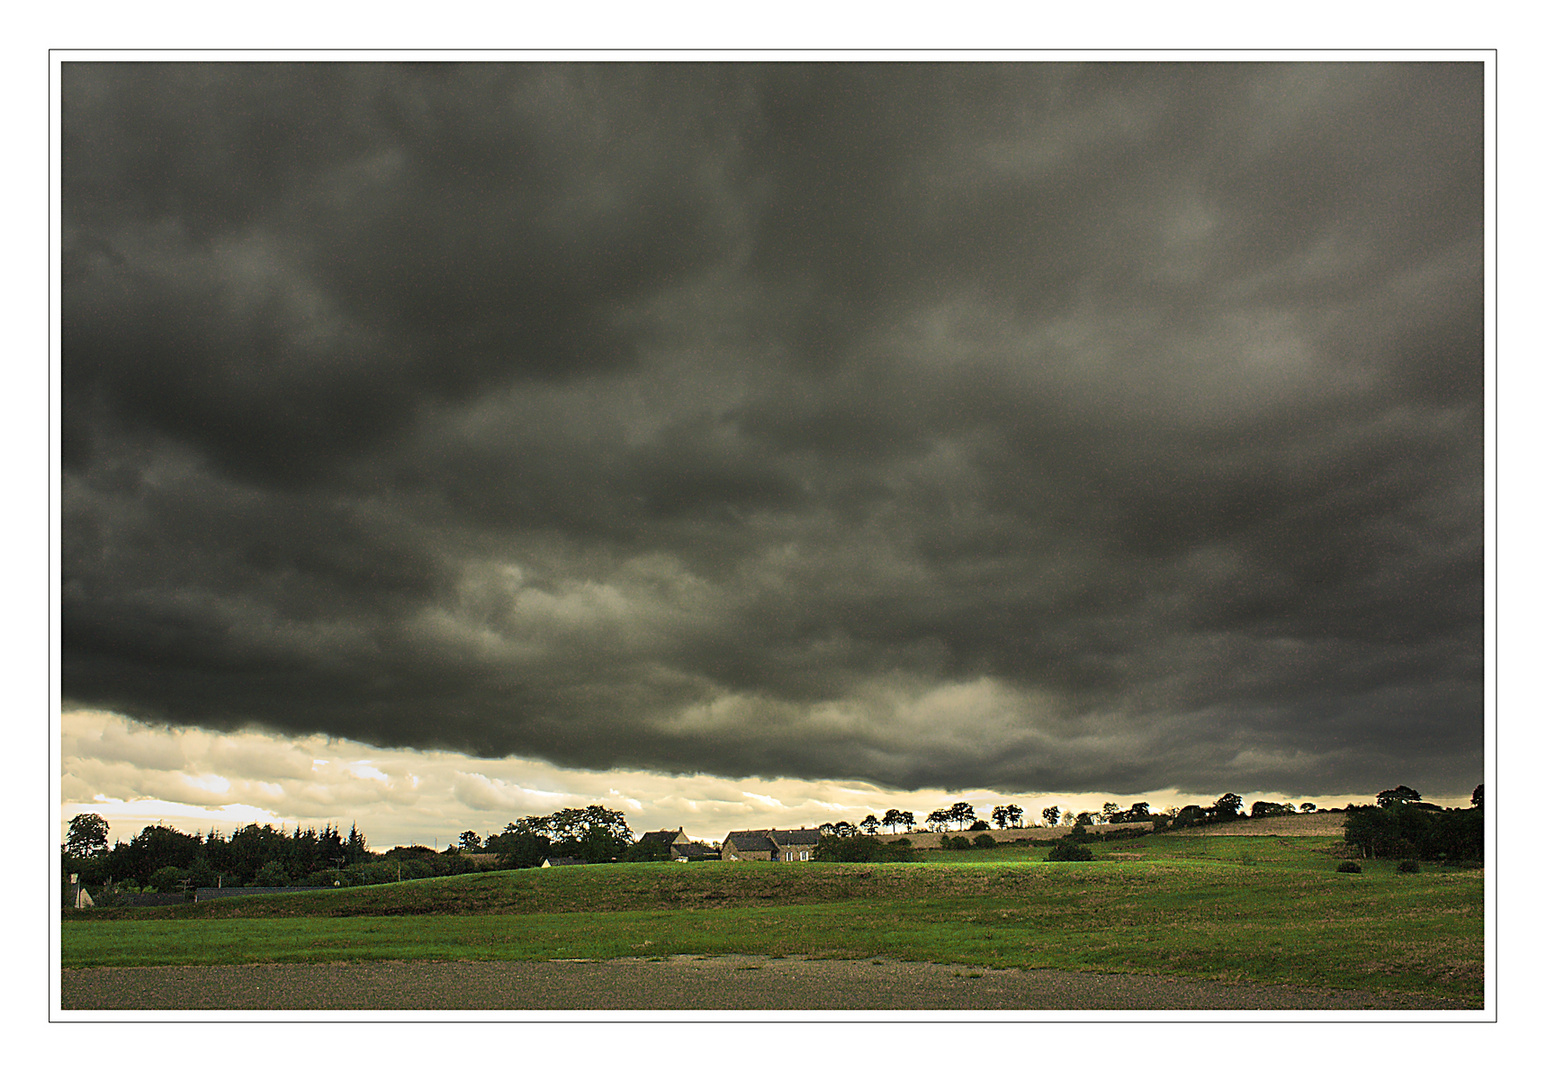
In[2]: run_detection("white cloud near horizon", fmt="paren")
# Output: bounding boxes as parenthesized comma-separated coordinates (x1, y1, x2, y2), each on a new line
(61, 708, 1393, 850)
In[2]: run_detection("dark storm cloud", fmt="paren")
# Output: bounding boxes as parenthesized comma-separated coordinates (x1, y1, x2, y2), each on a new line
(61, 60, 1485, 798)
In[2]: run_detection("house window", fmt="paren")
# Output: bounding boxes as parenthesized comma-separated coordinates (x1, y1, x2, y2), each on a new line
(800, 850, 809, 861)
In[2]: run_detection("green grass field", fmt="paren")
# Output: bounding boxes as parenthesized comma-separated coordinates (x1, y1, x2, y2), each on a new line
(61, 833, 1484, 1006)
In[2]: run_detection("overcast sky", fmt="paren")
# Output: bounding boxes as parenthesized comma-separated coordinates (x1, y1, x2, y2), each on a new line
(60, 61, 1485, 843)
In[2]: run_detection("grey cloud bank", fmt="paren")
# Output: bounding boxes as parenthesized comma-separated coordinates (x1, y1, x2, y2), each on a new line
(61, 61, 1484, 800)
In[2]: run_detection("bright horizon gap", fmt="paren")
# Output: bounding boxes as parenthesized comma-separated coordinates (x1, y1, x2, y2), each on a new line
(61, 710, 1476, 850)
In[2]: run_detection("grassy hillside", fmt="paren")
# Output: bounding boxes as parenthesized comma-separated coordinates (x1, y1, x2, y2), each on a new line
(61, 833, 1484, 1005)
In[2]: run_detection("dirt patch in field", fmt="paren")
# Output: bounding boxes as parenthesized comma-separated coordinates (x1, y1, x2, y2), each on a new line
(59, 955, 1474, 1013)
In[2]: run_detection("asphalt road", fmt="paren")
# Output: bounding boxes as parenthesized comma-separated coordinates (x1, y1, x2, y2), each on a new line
(59, 956, 1475, 1013)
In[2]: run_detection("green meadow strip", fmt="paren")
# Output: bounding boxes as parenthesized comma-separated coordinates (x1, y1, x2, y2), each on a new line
(62, 837, 1483, 1006)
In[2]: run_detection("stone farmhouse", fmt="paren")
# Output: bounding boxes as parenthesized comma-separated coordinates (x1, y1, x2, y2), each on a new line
(638, 827, 718, 861)
(720, 828, 822, 862)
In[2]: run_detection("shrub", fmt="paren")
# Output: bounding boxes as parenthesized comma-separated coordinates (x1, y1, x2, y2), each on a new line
(1396, 859, 1420, 874)
(79, 879, 137, 907)
(1336, 860, 1362, 874)
(813, 834, 921, 862)
(972, 833, 997, 848)
(1045, 838, 1094, 862)
(941, 835, 972, 851)
(967, 820, 990, 831)
(253, 859, 292, 887)
(622, 838, 671, 862)
(148, 865, 188, 893)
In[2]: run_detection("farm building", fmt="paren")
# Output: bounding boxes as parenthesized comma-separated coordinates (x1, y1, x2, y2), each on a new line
(637, 827, 690, 848)
(638, 827, 719, 861)
(721, 828, 823, 862)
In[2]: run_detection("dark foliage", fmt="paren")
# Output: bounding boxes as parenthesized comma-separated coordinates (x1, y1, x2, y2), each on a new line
(812, 834, 922, 862)
(148, 865, 190, 893)
(622, 836, 673, 862)
(1106, 802, 1151, 824)
(65, 813, 110, 859)
(1343, 802, 1483, 864)
(62, 806, 633, 891)
(1249, 801, 1296, 818)
(1336, 860, 1363, 873)
(1045, 838, 1095, 862)
(1376, 785, 1422, 810)
(1208, 793, 1244, 822)
(482, 805, 632, 867)
(485, 828, 551, 869)
(253, 859, 291, 887)
(1396, 859, 1420, 874)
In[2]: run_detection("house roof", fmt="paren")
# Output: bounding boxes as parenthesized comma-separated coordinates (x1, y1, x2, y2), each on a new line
(638, 829, 682, 847)
(673, 842, 715, 858)
(724, 828, 823, 850)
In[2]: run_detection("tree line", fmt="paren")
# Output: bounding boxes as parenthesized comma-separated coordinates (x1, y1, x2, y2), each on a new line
(1340, 785, 1483, 864)
(62, 816, 380, 896)
(61, 803, 652, 898)
(822, 794, 1254, 837)
(830, 784, 1486, 867)
(62, 783, 1485, 895)
(816, 786, 1480, 841)
(818, 803, 1026, 836)
(454, 805, 637, 868)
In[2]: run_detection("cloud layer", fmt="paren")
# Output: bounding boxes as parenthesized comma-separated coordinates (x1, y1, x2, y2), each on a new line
(61, 62, 1485, 799)
(62, 710, 1379, 849)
